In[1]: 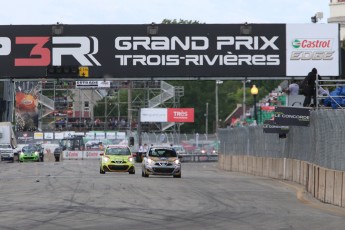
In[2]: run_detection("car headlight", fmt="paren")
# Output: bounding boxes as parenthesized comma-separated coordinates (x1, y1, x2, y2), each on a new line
(174, 159, 180, 165)
(103, 156, 110, 163)
(147, 158, 155, 165)
(20, 152, 24, 156)
(201, 150, 206, 154)
(34, 152, 39, 156)
(128, 157, 133, 162)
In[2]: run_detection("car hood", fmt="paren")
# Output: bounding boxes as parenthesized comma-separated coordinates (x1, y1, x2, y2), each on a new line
(107, 155, 131, 161)
(21, 151, 38, 154)
(149, 157, 177, 162)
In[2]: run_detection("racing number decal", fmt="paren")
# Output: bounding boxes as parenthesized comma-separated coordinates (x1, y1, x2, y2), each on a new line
(15, 37, 50, 66)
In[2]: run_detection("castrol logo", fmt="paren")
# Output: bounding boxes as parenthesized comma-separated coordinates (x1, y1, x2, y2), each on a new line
(292, 39, 333, 49)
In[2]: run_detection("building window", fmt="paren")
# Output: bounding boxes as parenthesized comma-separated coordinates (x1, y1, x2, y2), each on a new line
(84, 101, 89, 111)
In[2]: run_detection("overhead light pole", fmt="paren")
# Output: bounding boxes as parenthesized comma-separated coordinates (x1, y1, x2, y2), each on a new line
(205, 102, 208, 135)
(215, 80, 223, 133)
(250, 85, 259, 124)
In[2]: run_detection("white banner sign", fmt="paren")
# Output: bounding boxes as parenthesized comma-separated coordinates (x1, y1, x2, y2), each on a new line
(76, 81, 111, 88)
(140, 108, 167, 122)
(286, 24, 339, 76)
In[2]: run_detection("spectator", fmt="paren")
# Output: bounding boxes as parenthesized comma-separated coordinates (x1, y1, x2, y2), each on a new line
(318, 86, 329, 105)
(303, 68, 321, 107)
(287, 80, 300, 96)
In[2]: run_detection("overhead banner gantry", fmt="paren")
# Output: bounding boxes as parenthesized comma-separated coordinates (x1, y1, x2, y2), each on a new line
(0, 23, 340, 79)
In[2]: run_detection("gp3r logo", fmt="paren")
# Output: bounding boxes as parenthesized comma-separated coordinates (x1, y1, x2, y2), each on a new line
(0, 36, 101, 66)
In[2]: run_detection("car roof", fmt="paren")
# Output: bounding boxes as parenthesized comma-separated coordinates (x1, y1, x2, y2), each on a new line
(149, 146, 174, 150)
(106, 145, 129, 148)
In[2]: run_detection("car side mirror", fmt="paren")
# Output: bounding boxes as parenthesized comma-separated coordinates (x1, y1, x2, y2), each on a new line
(178, 155, 183, 159)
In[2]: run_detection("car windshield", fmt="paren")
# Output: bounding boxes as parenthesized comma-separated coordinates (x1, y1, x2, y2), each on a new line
(149, 148, 177, 158)
(22, 146, 38, 153)
(106, 147, 130, 155)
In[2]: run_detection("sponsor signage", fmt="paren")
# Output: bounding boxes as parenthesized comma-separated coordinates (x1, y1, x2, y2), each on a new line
(54, 132, 64, 139)
(44, 132, 54, 140)
(197, 155, 218, 162)
(95, 132, 105, 139)
(75, 81, 110, 88)
(167, 108, 194, 122)
(84, 151, 102, 159)
(106, 132, 116, 139)
(274, 106, 310, 126)
(64, 151, 82, 159)
(286, 24, 339, 76)
(140, 108, 167, 122)
(141, 108, 195, 122)
(0, 24, 339, 79)
(0, 24, 285, 78)
(116, 132, 126, 140)
(263, 120, 289, 134)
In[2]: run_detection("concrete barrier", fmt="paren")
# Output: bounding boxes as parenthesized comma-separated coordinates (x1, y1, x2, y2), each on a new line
(256, 157, 263, 177)
(334, 171, 343, 207)
(247, 156, 253, 174)
(244, 156, 249, 173)
(307, 163, 314, 194)
(218, 154, 224, 170)
(314, 166, 319, 200)
(342, 173, 345, 208)
(218, 155, 345, 208)
(325, 169, 335, 204)
(232, 155, 239, 172)
(263, 158, 269, 177)
(239, 155, 245, 172)
(318, 167, 326, 202)
(225, 155, 231, 171)
(292, 160, 300, 184)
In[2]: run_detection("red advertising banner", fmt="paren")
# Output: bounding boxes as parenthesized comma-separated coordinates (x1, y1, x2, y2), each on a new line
(167, 108, 194, 123)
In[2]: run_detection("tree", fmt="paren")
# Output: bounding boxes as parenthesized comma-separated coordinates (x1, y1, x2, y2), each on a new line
(161, 19, 204, 24)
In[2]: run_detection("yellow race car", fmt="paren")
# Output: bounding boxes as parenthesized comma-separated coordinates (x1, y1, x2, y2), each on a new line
(100, 145, 135, 174)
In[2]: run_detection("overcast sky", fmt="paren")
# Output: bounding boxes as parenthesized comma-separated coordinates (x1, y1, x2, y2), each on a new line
(1, 0, 330, 25)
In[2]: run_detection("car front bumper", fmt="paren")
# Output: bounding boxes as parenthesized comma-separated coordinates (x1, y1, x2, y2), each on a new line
(101, 163, 135, 172)
(19, 153, 40, 162)
(144, 164, 181, 176)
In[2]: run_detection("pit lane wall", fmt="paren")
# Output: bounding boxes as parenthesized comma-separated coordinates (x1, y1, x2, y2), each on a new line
(218, 109, 345, 208)
(61, 151, 218, 162)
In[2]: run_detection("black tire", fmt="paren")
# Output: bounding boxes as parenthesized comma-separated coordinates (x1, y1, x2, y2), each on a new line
(55, 155, 60, 162)
(129, 167, 135, 174)
(100, 167, 105, 174)
(173, 173, 181, 178)
(142, 169, 149, 177)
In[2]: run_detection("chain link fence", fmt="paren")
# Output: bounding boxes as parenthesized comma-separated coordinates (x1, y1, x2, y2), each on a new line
(139, 132, 219, 154)
(219, 109, 345, 171)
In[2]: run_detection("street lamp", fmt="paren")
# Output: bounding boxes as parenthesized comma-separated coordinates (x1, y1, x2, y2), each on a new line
(250, 85, 259, 124)
(215, 80, 223, 133)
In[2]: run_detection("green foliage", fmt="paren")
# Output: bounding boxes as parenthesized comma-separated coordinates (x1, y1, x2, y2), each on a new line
(168, 80, 280, 133)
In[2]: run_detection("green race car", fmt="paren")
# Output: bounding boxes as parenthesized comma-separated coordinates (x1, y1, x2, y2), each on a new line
(19, 145, 41, 162)
(100, 145, 135, 174)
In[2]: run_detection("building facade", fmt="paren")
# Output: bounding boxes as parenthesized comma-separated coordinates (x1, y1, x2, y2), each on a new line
(328, 0, 345, 42)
